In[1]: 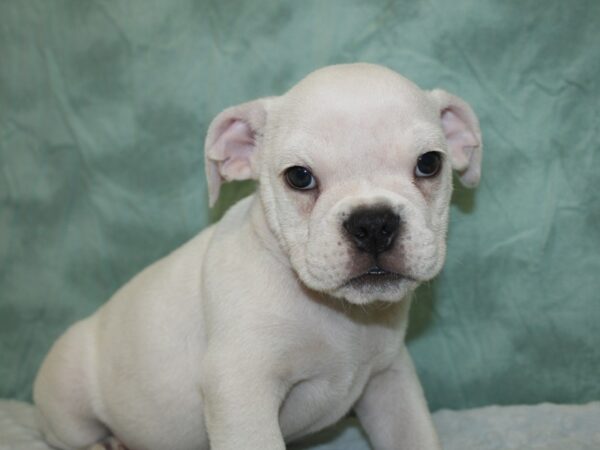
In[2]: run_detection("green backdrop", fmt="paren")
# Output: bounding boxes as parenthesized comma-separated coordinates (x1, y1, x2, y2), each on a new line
(1, 0, 599, 411)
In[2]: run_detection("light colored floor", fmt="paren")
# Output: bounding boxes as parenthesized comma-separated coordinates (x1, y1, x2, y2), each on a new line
(293, 402, 600, 450)
(2, 400, 599, 450)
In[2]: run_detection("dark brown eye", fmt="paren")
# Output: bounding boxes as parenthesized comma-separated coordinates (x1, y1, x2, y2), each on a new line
(415, 152, 442, 178)
(284, 166, 317, 190)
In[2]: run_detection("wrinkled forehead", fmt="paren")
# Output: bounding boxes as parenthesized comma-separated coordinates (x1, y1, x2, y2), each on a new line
(267, 72, 445, 172)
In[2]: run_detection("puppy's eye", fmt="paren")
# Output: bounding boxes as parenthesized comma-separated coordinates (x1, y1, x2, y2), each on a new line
(415, 152, 443, 178)
(284, 166, 317, 190)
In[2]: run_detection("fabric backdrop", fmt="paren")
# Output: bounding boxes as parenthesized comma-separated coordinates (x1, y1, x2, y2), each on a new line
(1, 0, 599, 411)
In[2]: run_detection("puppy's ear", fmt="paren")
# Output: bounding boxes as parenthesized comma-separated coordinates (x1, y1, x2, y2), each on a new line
(429, 89, 482, 188)
(204, 98, 271, 207)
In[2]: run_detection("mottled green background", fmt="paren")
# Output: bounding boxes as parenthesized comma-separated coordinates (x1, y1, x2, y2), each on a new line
(1, 0, 599, 411)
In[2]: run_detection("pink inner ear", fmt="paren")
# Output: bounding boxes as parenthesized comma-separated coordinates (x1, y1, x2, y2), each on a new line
(441, 108, 479, 171)
(211, 119, 256, 181)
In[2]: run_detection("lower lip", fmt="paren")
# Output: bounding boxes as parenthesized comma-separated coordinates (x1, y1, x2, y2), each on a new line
(349, 271, 405, 286)
(367, 267, 388, 275)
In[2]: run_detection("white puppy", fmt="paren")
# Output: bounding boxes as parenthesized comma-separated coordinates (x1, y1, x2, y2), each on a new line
(34, 63, 482, 450)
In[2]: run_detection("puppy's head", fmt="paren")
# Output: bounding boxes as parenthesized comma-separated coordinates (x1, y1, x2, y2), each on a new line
(205, 64, 482, 304)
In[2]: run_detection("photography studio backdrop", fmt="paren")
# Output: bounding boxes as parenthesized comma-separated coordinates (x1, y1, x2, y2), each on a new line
(1, 0, 599, 412)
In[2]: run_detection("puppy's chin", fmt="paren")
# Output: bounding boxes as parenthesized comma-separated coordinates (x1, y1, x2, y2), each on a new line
(328, 276, 419, 305)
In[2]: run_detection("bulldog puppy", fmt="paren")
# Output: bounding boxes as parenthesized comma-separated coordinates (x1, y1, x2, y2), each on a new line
(34, 63, 482, 450)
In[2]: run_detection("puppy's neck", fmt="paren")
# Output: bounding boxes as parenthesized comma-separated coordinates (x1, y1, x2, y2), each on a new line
(248, 194, 291, 269)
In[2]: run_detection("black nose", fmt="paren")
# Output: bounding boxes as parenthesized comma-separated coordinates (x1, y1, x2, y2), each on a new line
(343, 207, 401, 255)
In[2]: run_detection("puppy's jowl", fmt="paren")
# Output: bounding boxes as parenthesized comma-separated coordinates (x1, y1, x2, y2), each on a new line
(34, 63, 482, 450)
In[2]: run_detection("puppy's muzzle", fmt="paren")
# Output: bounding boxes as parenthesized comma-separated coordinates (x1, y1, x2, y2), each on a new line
(343, 207, 400, 255)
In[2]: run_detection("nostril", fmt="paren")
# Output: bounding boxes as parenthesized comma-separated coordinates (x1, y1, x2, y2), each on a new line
(343, 220, 368, 239)
(380, 214, 400, 239)
(355, 227, 368, 239)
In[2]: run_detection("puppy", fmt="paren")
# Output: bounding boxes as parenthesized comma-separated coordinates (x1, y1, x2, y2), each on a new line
(34, 63, 482, 450)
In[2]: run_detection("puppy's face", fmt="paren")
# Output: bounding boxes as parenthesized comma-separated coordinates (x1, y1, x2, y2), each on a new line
(205, 64, 482, 304)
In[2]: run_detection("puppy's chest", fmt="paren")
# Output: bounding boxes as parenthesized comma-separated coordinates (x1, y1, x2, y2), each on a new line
(279, 324, 401, 441)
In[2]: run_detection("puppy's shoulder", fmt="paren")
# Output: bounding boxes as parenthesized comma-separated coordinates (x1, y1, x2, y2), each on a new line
(209, 195, 255, 237)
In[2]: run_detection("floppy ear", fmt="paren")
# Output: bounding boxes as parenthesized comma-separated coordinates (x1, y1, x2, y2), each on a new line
(204, 98, 271, 207)
(429, 89, 482, 188)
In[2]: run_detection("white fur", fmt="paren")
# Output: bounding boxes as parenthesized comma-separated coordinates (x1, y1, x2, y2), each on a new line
(34, 63, 482, 450)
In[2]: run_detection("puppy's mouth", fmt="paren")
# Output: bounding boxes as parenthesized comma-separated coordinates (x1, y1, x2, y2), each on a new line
(346, 266, 407, 287)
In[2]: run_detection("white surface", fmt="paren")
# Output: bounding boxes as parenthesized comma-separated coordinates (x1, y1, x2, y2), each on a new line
(1, 400, 599, 450)
(0, 401, 51, 450)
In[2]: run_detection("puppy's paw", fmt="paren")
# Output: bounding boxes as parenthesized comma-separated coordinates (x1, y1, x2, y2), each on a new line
(88, 436, 129, 450)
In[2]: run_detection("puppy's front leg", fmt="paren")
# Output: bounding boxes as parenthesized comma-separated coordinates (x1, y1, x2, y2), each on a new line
(354, 346, 441, 450)
(200, 350, 286, 450)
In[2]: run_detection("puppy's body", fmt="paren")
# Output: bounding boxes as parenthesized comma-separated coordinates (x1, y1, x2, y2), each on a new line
(34, 64, 482, 450)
